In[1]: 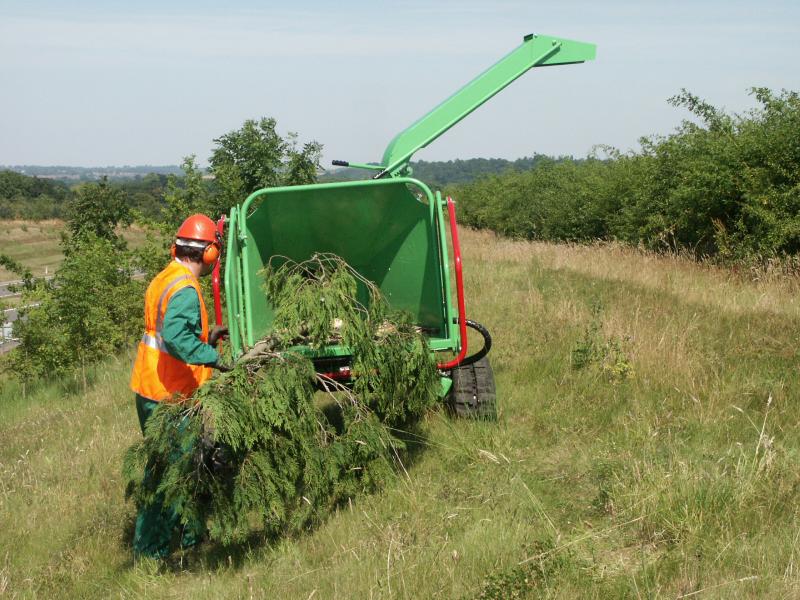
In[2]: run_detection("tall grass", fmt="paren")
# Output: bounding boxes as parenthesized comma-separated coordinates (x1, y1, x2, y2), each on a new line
(2, 228, 799, 598)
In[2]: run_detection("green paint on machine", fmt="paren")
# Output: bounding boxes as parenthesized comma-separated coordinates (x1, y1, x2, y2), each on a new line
(223, 34, 596, 377)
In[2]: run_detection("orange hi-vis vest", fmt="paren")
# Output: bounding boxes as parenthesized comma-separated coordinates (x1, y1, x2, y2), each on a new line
(129, 260, 213, 402)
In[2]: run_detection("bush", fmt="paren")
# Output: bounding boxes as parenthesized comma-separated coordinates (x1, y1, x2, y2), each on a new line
(456, 88, 800, 262)
(7, 234, 143, 384)
(3, 179, 143, 386)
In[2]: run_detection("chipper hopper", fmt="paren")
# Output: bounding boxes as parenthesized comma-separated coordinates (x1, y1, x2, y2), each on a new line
(212, 34, 596, 417)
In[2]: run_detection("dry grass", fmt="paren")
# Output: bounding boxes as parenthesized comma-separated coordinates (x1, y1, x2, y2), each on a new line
(467, 230, 800, 319)
(0, 220, 147, 280)
(0, 221, 65, 279)
(1, 228, 799, 598)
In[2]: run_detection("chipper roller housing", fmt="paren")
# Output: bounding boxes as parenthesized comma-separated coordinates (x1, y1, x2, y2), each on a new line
(213, 34, 596, 417)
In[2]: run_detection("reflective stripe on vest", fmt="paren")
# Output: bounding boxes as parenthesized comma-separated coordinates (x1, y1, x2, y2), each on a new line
(155, 275, 191, 333)
(143, 274, 193, 354)
(141, 332, 169, 352)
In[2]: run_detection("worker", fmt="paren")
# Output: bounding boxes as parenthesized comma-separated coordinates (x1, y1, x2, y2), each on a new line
(129, 213, 229, 559)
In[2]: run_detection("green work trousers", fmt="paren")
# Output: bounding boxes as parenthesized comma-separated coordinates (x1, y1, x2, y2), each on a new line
(133, 394, 203, 559)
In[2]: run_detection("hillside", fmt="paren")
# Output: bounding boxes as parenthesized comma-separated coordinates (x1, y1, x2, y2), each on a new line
(2, 229, 799, 598)
(0, 221, 66, 279)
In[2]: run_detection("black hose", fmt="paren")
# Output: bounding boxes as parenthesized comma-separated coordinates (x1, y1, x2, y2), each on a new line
(455, 318, 492, 367)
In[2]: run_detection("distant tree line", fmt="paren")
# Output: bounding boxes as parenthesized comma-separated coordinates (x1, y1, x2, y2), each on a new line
(318, 155, 564, 187)
(454, 88, 800, 262)
(0, 170, 171, 221)
(0, 171, 72, 219)
(4, 153, 573, 222)
(1, 119, 325, 223)
(410, 155, 564, 188)
(2, 164, 184, 180)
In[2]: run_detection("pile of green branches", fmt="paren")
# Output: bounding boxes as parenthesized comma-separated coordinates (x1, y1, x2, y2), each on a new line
(123, 254, 439, 546)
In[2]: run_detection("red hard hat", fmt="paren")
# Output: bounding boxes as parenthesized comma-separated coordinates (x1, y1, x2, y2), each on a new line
(176, 214, 217, 244)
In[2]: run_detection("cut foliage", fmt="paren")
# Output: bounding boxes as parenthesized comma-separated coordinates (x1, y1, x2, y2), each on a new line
(123, 254, 438, 547)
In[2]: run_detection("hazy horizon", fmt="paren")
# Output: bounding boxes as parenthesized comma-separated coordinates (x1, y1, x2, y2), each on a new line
(2, 1, 798, 168)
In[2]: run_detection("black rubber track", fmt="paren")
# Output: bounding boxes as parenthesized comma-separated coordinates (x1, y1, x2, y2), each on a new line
(448, 356, 497, 420)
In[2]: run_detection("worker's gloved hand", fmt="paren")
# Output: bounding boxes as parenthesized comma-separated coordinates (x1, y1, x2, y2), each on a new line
(213, 360, 233, 372)
(209, 325, 229, 346)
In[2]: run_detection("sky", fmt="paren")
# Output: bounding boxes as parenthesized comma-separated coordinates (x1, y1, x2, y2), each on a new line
(1, 0, 799, 169)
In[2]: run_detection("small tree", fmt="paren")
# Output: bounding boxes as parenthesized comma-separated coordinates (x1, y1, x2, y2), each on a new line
(4, 179, 143, 388)
(208, 117, 322, 217)
(67, 177, 132, 249)
(160, 156, 213, 233)
(56, 234, 142, 387)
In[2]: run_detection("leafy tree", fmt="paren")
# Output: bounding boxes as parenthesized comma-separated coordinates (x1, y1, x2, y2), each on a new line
(131, 155, 215, 281)
(208, 117, 322, 216)
(66, 177, 132, 248)
(4, 179, 143, 386)
(56, 234, 142, 384)
(7, 235, 142, 386)
(160, 156, 212, 231)
(114, 173, 170, 222)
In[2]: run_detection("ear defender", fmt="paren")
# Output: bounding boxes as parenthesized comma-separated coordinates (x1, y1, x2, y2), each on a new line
(202, 242, 221, 265)
(173, 235, 220, 265)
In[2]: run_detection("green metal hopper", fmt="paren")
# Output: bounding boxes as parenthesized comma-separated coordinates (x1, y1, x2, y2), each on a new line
(217, 33, 596, 414)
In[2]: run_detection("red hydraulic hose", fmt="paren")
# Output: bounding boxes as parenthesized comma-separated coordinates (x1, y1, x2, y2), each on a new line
(212, 216, 225, 328)
(437, 196, 468, 370)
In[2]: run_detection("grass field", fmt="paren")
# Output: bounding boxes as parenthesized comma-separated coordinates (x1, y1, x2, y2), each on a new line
(0, 220, 147, 281)
(2, 228, 799, 598)
(0, 220, 66, 280)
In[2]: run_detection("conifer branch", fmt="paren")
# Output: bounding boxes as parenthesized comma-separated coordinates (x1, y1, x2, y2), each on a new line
(123, 254, 439, 550)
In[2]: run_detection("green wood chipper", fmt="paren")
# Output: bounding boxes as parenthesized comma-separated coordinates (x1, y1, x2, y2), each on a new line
(212, 33, 596, 417)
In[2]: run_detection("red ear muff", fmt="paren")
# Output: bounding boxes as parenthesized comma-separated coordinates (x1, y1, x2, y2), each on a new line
(202, 242, 220, 265)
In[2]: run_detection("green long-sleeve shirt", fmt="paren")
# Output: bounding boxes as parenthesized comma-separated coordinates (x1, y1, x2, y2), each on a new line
(161, 286, 218, 366)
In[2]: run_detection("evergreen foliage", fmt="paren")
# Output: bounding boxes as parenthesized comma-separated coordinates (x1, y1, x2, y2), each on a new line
(123, 255, 438, 547)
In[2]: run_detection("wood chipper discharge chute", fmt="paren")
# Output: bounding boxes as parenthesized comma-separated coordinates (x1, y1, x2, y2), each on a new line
(214, 33, 596, 416)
